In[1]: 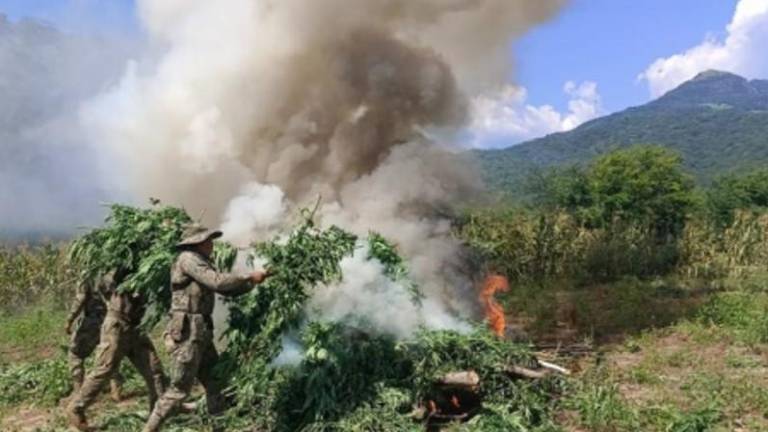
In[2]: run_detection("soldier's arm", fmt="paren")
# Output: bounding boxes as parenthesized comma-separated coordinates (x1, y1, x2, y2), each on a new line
(180, 253, 253, 296)
(66, 282, 89, 329)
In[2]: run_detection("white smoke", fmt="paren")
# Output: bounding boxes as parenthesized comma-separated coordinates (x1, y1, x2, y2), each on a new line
(0, 15, 135, 239)
(81, 0, 566, 335)
(308, 245, 471, 338)
(273, 334, 305, 366)
(220, 182, 287, 246)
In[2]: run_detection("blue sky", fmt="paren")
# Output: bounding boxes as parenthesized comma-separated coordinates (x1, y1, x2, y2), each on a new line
(1, 0, 138, 36)
(0, 0, 739, 111)
(0, 0, 763, 234)
(515, 0, 738, 113)
(2, 0, 762, 147)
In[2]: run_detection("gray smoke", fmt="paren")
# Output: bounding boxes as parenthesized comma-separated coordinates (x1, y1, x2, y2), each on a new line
(0, 14, 135, 240)
(81, 0, 566, 334)
(84, 0, 566, 216)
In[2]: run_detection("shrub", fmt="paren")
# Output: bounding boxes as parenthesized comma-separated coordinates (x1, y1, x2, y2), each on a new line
(456, 209, 680, 286)
(0, 356, 71, 407)
(707, 167, 768, 226)
(523, 146, 696, 237)
(698, 291, 768, 345)
(588, 146, 695, 236)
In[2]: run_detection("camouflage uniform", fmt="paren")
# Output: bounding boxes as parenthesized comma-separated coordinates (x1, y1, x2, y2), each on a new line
(143, 245, 253, 432)
(68, 275, 167, 422)
(66, 273, 123, 397)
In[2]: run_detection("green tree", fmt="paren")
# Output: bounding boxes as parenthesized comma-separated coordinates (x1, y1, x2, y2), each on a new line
(707, 168, 768, 226)
(523, 146, 696, 235)
(525, 165, 592, 212)
(588, 146, 695, 235)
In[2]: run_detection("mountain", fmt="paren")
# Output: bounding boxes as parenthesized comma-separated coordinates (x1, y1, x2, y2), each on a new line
(476, 70, 768, 193)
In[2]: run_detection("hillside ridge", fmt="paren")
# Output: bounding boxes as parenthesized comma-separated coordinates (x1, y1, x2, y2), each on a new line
(477, 70, 768, 193)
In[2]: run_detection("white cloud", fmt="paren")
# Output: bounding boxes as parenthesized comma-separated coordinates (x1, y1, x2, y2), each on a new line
(640, 0, 768, 97)
(468, 80, 602, 148)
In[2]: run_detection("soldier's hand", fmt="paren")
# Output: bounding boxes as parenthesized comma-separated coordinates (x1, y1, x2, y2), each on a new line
(65, 321, 73, 335)
(250, 270, 270, 284)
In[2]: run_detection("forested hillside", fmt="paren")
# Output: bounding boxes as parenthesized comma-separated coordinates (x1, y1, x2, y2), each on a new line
(477, 70, 768, 193)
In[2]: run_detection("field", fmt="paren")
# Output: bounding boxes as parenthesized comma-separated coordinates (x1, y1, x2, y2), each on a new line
(2, 211, 768, 431)
(3, 148, 768, 431)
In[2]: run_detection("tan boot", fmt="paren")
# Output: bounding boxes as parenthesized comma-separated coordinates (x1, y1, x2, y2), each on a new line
(67, 405, 89, 431)
(109, 380, 123, 402)
(142, 411, 163, 432)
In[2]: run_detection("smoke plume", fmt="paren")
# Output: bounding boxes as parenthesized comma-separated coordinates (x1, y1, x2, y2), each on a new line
(81, 0, 565, 333)
(0, 15, 134, 240)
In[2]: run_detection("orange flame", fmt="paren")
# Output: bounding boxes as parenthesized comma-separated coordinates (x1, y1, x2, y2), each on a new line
(480, 274, 509, 337)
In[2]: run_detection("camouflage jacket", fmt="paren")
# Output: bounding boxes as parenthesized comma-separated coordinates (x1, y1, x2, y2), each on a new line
(97, 268, 148, 328)
(170, 250, 252, 317)
(66, 272, 114, 326)
(107, 290, 149, 328)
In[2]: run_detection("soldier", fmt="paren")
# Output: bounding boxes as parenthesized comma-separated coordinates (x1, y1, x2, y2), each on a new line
(142, 224, 269, 432)
(65, 271, 123, 402)
(67, 267, 168, 431)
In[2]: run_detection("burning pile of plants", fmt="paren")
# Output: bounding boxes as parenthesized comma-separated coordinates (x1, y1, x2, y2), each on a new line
(216, 324, 567, 431)
(214, 208, 568, 430)
(67, 203, 568, 431)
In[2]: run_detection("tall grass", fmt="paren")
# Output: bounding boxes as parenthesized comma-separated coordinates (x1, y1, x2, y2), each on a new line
(4, 209, 767, 314)
(679, 211, 768, 284)
(456, 208, 768, 341)
(0, 244, 74, 313)
(458, 208, 768, 287)
(457, 209, 679, 286)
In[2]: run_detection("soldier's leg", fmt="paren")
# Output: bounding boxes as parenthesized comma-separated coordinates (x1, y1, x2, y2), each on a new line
(68, 317, 101, 392)
(67, 316, 126, 429)
(83, 315, 125, 402)
(197, 340, 226, 416)
(126, 332, 168, 410)
(84, 313, 126, 402)
(95, 320, 126, 402)
(142, 334, 201, 432)
(67, 350, 85, 392)
(110, 373, 124, 402)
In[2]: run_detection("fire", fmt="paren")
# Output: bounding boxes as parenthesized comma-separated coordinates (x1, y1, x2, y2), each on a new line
(480, 274, 509, 337)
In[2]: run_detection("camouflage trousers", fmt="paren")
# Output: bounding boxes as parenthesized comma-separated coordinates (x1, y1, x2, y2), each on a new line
(69, 312, 167, 414)
(68, 314, 123, 394)
(143, 313, 226, 432)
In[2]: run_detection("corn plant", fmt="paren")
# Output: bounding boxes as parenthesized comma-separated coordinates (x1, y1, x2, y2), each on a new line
(0, 244, 73, 311)
(456, 208, 679, 286)
(679, 211, 768, 282)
